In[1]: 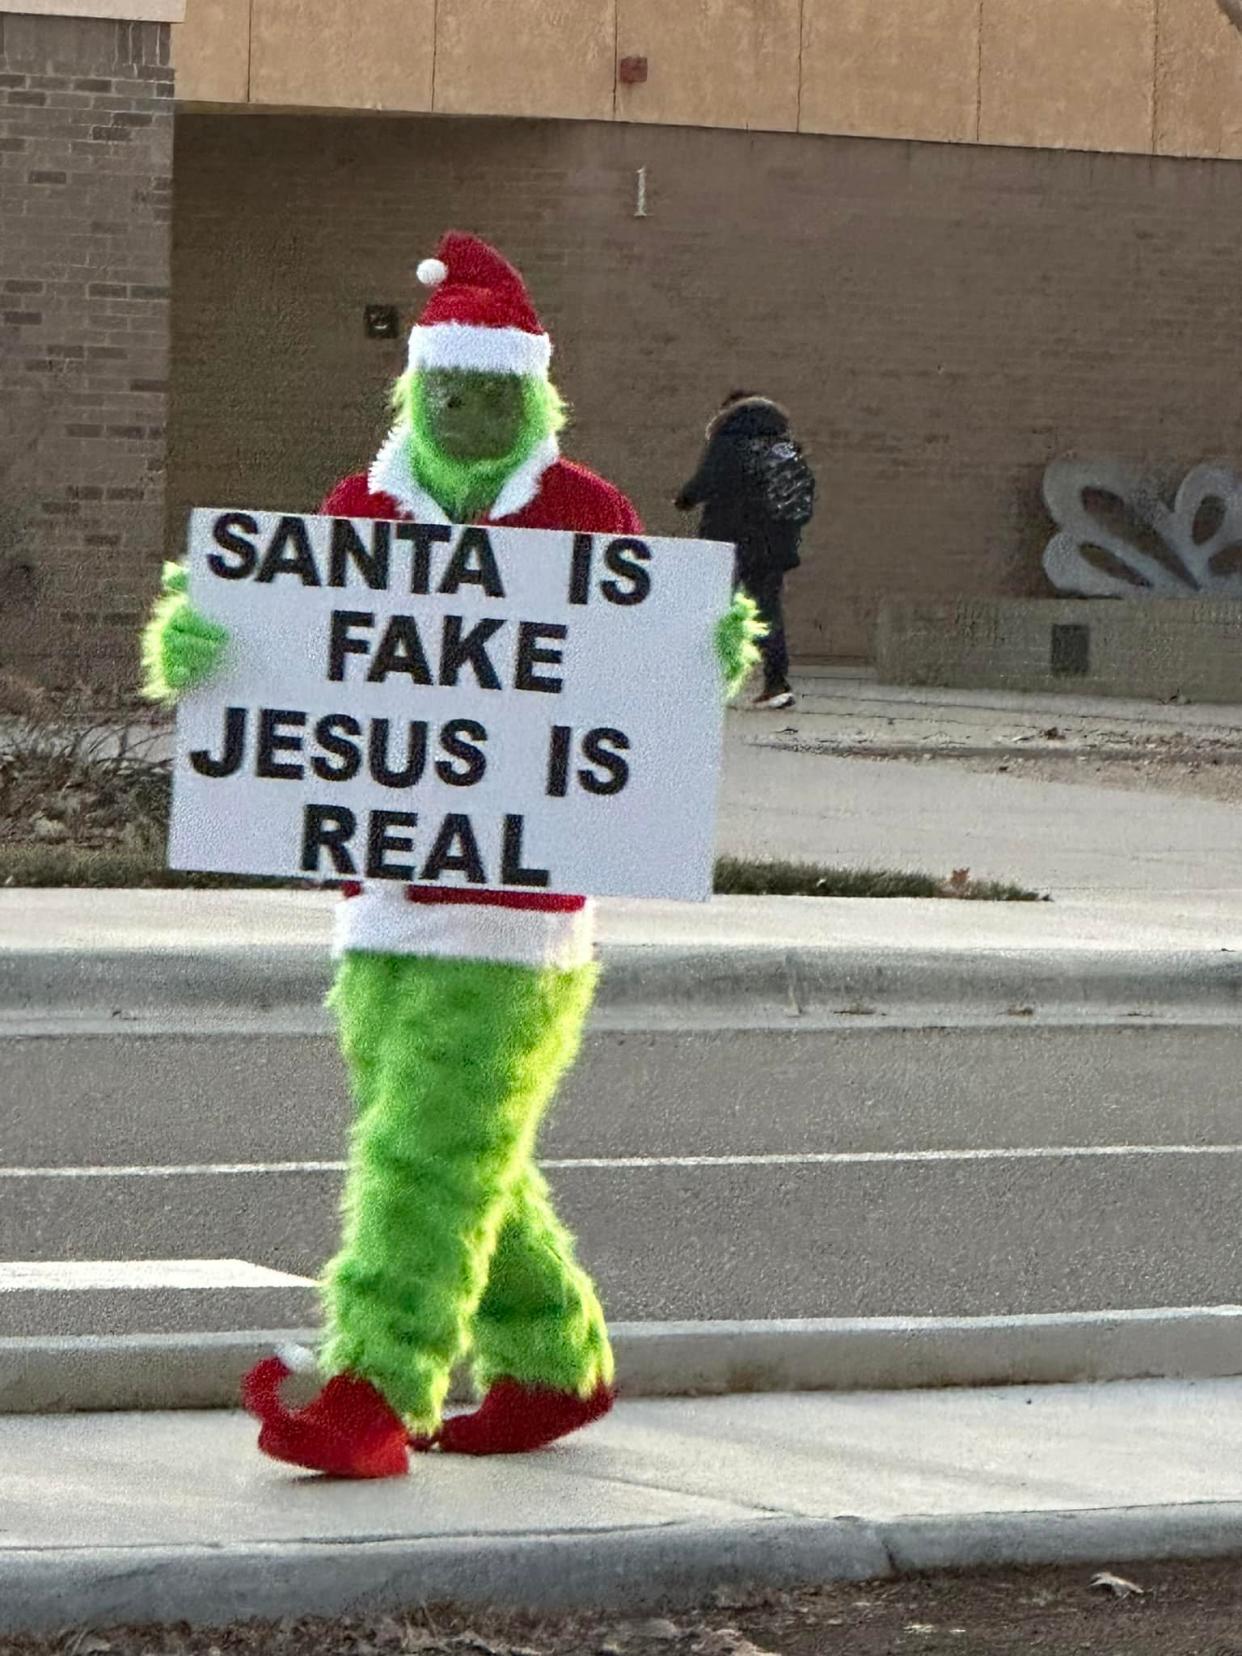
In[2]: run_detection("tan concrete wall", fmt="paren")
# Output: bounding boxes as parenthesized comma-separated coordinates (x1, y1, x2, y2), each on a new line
(436, 0, 615, 121)
(1157, 0, 1242, 157)
(801, 0, 981, 145)
(165, 114, 1242, 674)
(877, 597, 1242, 704)
(980, 0, 1156, 156)
(170, 0, 245, 102)
(249, 0, 434, 110)
(617, 0, 801, 132)
(168, 0, 1242, 164)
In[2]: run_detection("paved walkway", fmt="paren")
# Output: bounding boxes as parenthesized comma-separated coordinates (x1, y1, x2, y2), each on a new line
(721, 739, 1242, 900)
(717, 671, 1242, 901)
(5, 885, 1242, 955)
(2, 1380, 1240, 1630)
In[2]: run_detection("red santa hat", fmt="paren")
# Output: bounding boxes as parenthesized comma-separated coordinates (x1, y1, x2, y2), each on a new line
(409, 231, 552, 380)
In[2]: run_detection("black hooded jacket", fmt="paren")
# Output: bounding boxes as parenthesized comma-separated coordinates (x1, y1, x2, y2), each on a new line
(675, 397, 808, 585)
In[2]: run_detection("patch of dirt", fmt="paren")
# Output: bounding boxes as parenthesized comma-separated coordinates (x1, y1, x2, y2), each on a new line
(5, 1560, 1242, 1656)
(958, 752, 1242, 805)
(774, 730, 1242, 805)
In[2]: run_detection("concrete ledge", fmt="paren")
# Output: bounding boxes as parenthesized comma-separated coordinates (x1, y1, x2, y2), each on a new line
(881, 1504, 1242, 1574)
(10, 2, 184, 19)
(2, 1282, 318, 1339)
(876, 596, 1242, 705)
(2, 1504, 1241, 1632)
(4, 942, 1242, 1029)
(4, 1308, 1241, 1414)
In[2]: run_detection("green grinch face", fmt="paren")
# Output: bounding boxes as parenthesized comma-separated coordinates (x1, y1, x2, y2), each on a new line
(420, 369, 528, 462)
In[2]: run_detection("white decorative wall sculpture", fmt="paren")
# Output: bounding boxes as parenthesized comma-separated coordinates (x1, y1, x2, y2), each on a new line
(1042, 461, 1242, 598)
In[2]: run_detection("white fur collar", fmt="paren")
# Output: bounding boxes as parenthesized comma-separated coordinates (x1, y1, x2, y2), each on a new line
(366, 422, 559, 524)
(490, 435, 559, 520)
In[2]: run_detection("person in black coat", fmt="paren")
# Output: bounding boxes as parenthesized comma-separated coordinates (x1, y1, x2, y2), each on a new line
(675, 391, 814, 711)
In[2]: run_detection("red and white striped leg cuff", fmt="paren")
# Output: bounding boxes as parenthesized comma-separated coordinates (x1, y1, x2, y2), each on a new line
(333, 886, 596, 970)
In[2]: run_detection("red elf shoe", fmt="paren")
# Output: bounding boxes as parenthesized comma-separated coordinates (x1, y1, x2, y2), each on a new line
(242, 1351, 409, 1479)
(424, 1379, 615, 1456)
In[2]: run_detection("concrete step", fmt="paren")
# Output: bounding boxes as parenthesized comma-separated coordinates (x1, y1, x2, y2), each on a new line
(5, 1307, 1242, 1414)
(0, 1259, 316, 1337)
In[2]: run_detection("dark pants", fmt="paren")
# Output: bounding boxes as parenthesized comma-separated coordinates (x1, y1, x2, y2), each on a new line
(744, 570, 790, 695)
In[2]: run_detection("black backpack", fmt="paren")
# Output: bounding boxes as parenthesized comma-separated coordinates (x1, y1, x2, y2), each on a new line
(745, 436, 816, 528)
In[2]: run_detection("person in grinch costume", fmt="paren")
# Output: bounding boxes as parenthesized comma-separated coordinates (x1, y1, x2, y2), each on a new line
(143, 232, 761, 1479)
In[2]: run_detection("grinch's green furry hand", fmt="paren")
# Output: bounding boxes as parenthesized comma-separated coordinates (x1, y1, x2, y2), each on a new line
(714, 590, 766, 702)
(140, 561, 229, 704)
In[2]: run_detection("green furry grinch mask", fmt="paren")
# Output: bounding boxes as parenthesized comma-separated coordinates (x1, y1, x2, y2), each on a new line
(395, 367, 567, 524)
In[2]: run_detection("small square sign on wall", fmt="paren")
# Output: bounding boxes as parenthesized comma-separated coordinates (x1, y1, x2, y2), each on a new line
(363, 305, 400, 340)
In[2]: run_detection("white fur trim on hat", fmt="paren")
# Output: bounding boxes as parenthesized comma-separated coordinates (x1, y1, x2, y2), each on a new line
(408, 321, 552, 379)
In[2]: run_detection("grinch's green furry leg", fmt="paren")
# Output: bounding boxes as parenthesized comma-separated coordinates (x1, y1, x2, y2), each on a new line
(320, 950, 598, 1433)
(328, 948, 403, 1118)
(470, 1162, 613, 1400)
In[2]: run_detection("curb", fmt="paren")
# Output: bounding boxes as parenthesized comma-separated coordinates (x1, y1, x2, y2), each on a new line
(761, 738, 1242, 765)
(4, 943, 1242, 1026)
(4, 1308, 1241, 1414)
(2, 1504, 1242, 1632)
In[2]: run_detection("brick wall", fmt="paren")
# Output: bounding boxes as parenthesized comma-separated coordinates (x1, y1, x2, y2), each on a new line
(0, 11, 172, 690)
(167, 114, 1242, 669)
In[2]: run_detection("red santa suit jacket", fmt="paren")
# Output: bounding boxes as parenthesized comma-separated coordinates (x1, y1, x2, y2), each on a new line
(322, 427, 642, 969)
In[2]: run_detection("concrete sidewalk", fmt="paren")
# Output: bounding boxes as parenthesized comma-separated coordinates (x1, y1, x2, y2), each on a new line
(2, 1380, 1241, 1632)
(722, 739, 1242, 903)
(5, 885, 1242, 957)
(714, 668, 1242, 900)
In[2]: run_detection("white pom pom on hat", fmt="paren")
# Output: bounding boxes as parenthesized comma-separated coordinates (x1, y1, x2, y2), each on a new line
(417, 257, 448, 288)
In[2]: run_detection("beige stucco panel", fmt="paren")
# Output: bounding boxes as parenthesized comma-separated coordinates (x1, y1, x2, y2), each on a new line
(1156, 0, 1242, 158)
(616, 0, 800, 132)
(172, 0, 249, 103)
(799, 0, 980, 143)
(249, 0, 434, 110)
(980, 0, 1156, 155)
(434, 0, 615, 120)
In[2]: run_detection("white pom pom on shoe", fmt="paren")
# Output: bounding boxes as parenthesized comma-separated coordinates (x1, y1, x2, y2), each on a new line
(275, 1342, 319, 1374)
(417, 258, 448, 288)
